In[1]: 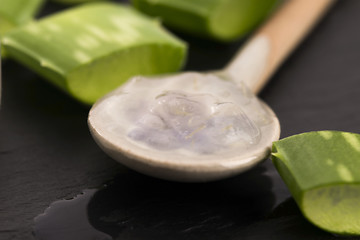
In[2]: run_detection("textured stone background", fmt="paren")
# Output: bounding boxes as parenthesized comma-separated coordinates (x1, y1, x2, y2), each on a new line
(1, 1, 360, 239)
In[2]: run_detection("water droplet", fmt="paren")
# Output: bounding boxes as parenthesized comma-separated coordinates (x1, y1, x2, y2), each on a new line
(33, 189, 112, 240)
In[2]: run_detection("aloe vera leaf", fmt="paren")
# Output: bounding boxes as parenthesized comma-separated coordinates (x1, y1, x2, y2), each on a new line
(272, 131, 360, 236)
(0, 0, 44, 57)
(132, 0, 281, 41)
(3, 2, 187, 104)
(50, 0, 106, 5)
(0, 0, 44, 25)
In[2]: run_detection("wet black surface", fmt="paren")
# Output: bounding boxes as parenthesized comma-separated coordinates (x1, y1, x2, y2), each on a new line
(34, 167, 274, 240)
(2, 0, 360, 239)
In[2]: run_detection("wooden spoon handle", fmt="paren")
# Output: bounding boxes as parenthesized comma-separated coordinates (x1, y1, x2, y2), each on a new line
(225, 0, 336, 94)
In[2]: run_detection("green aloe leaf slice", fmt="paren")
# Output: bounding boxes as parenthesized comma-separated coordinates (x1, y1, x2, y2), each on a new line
(50, 0, 106, 5)
(132, 0, 281, 41)
(272, 131, 360, 236)
(0, 0, 44, 57)
(3, 2, 187, 104)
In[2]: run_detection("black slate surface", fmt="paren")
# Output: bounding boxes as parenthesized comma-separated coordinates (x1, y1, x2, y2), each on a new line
(1, 0, 360, 239)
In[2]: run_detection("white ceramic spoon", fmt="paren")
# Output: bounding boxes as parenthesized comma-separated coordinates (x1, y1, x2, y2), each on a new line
(88, 0, 334, 182)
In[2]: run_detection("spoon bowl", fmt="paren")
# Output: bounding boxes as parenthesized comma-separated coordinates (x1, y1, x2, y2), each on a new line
(89, 72, 280, 181)
(88, 0, 334, 182)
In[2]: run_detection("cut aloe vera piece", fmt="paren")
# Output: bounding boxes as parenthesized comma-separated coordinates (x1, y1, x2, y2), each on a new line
(3, 3, 187, 104)
(132, 0, 281, 41)
(272, 131, 360, 236)
(0, 0, 44, 57)
(51, 0, 105, 5)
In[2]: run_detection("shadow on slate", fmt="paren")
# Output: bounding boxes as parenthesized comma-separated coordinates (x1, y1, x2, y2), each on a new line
(87, 165, 275, 240)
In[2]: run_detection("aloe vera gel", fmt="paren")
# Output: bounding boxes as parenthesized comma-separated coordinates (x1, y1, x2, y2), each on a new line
(90, 72, 278, 159)
(3, 3, 187, 104)
(128, 87, 261, 154)
(272, 131, 360, 236)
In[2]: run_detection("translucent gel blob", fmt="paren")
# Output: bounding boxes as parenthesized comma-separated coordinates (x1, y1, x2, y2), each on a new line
(128, 90, 260, 154)
(91, 72, 277, 159)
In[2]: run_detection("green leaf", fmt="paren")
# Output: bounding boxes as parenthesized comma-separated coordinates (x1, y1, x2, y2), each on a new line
(3, 2, 187, 104)
(50, 0, 106, 5)
(272, 131, 360, 236)
(0, 0, 44, 57)
(132, 0, 281, 42)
